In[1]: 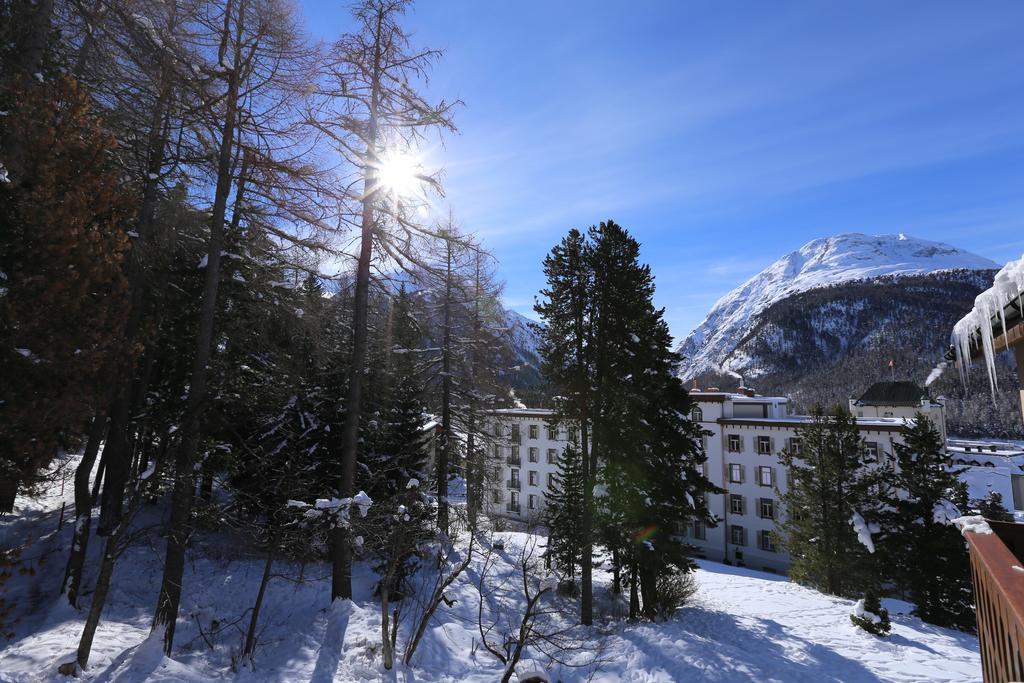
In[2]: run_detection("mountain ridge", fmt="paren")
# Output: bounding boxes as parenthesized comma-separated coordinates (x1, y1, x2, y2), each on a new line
(677, 233, 999, 380)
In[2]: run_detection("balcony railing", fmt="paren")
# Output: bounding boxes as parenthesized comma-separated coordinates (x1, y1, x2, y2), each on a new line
(507, 479, 521, 491)
(506, 455, 521, 466)
(965, 520, 1024, 683)
(506, 502, 520, 514)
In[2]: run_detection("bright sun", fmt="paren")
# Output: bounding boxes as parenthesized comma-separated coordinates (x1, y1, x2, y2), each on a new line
(374, 149, 423, 200)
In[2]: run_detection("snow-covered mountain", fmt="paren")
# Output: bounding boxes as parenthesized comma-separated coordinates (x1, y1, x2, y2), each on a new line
(677, 233, 999, 380)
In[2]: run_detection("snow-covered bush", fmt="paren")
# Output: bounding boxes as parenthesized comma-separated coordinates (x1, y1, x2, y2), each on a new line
(850, 591, 891, 636)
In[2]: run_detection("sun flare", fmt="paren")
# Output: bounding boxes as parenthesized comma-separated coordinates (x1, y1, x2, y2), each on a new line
(374, 148, 423, 200)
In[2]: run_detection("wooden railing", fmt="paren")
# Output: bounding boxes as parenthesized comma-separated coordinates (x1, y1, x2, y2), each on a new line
(967, 521, 1024, 683)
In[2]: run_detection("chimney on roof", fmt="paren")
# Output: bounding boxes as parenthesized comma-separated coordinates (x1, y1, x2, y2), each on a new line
(706, 386, 720, 392)
(739, 387, 756, 397)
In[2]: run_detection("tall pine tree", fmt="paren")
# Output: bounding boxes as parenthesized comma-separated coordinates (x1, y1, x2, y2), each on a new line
(882, 414, 975, 631)
(546, 439, 585, 579)
(534, 228, 596, 624)
(777, 406, 887, 597)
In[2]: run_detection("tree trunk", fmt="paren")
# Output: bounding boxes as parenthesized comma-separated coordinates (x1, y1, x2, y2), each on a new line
(380, 560, 396, 670)
(151, 12, 244, 650)
(0, 479, 17, 514)
(90, 455, 105, 506)
(96, 388, 134, 535)
(639, 551, 657, 620)
(73, 534, 118, 671)
(579, 419, 593, 625)
(612, 549, 621, 595)
(63, 414, 107, 606)
(332, 32, 381, 601)
(628, 558, 639, 621)
(437, 242, 453, 536)
(465, 410, 476, 529)
(243, 547, 274, 665)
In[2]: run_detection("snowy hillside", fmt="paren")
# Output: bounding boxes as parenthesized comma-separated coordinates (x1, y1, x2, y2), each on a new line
(677, 233, 998, 380)
(1, 468, 982, 682)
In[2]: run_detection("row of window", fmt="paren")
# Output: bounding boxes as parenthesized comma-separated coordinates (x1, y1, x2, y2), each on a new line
(685, 519, 776, 552)
(729, 525, 776, 552)
(495, 445, 560, 464)
(727, 464, 776, 487)
(726, 434, 800, 455)
(508, 468, 556, 488)
(505, 491, 542, 512)
(498, 423, 575, 443)
(729, 494, 776, 519)
(725, 433, 883, 459)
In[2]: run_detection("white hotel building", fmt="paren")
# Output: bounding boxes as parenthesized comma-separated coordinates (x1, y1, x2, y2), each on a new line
(484, 382, 948, 575)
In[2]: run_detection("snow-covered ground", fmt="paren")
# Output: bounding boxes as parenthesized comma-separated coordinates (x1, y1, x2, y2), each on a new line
(1, 460, 982, 682)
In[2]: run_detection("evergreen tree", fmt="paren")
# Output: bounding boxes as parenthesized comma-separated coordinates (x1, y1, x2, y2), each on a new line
(778, 406, 886, 597)
(950, 479, 971, 516)
(587, 221, 718, 619)
(538, 221, 718, 621)
(361, 286, 429, 500)
(883, 414, 975, 631)
(546, 439, 585, 578)
(534, 228, 596, 624)
(851, 589, 892, 636)
(977, 491, 1014, 522)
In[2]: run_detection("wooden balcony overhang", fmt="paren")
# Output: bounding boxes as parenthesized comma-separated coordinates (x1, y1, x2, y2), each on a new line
(966, 520, 1024, 682)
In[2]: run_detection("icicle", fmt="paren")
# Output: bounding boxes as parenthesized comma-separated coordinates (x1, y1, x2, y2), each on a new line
(950, 253, 1024, 401)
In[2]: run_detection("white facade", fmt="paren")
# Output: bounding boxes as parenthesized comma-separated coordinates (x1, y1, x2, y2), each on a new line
(484, 408, 569, 524)
(688, 390, 917, 573)
(485, 385, 942, 574)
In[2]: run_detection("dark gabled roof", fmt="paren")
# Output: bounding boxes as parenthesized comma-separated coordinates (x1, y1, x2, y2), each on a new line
(855, 381, 927, 407)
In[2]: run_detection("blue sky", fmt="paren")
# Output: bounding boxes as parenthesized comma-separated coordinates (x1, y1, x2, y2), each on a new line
(301, 1, 1024, 341)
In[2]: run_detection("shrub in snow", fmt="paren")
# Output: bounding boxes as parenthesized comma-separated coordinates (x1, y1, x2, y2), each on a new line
(653, 568, 698, 620)
(851, 591, 891, 636)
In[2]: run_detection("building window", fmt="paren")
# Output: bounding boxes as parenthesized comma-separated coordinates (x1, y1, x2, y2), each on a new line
(491, 489, 500, 503)
(528, 447, 539, 463)
(693, 521, 706, 540)
(493, 423, 501, 437)
(757, 436, 772, 455)
(728, 463, 744, 483)
(788, 438, 801, 455)
(567, 426, 578, 442)
(528, 470, 538, 486)
(528, 494, 537, 510)
(730, 525, 746, 546)
(547, 425, 557, 440)
(547, 473, 556, 489)
(493, 444, 501, 458)
(729, 494, 745, 515)
(728, 434, 741, 453)
(864, 441, 879, 459)
(692, 407, 703, 422)
(547, 448, 557, 464)
(510, 469, 520, 489)
(529, 424, 539, 440)
(758, 530, 776, 552)
(757, 466, 773, 487)
(509, 491, 519, 513)
(759, 498, 775, 520)
(511, 423, 521, 444)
